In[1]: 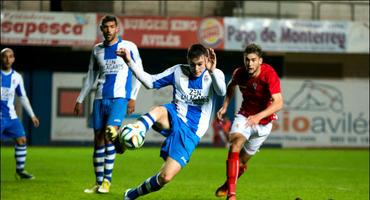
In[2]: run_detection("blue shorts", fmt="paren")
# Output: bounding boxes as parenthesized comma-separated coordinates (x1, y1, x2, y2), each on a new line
(0, 118, 26, 141)
(92, 98, 128, 132)
(158, 103, 200, 167)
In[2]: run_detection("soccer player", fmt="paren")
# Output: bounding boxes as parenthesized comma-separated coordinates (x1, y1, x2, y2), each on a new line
(112, 44, 226, 199)
(214, 43, 283, 200)
(1, 48, 40, 180)
(73, 15, 143, 194)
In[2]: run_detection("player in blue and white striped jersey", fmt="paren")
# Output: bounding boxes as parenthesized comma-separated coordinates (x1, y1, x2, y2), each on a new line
(73, 15, 143, 194)
(114, 44, 226, 200)
(1, 48, 40, 180)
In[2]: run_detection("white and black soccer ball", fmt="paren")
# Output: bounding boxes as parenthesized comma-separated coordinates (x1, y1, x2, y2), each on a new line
(119, 124, 145, 150)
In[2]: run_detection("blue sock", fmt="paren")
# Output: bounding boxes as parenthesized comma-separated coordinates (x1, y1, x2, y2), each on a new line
(93, 145, 105, 185)
(127, 173, 163, 199)
(135, 113, 156, 133)
(104, 143, 116, 182)
(15, 144, 27, 172)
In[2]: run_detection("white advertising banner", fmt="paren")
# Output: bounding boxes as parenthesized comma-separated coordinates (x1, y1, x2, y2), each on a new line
(1, 11, 96, 46)
(224, 17, 369, 53)
(236, 79, 369, 148)
(51, 73, 92, 141)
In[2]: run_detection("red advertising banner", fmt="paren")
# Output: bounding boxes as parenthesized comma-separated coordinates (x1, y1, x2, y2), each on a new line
(1, 11, 97, 47)
(96, 15, 224, 49)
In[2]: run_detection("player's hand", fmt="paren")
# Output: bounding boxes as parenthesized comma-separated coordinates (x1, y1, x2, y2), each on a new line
(127, 99, 136, 115)
(116, 48, 131, 63)
(206, 48, 216, 72)
(217, 106, 227, 121)
(105, 126, 118, 142)
(31, 116, 40, 128)
(246, 115, 262, 127)
(74, 102, 82, 116)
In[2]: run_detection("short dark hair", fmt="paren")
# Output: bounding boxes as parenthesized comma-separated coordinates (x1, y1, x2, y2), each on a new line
(187, 44, 208, 60)
(244, 43, 263, 57)
(100, 15, 118, 26)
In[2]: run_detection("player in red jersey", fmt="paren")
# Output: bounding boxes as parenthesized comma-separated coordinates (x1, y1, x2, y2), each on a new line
(215, 43, 283, 200)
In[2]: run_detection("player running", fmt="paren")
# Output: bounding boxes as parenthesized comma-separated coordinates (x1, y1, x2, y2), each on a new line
(215, 43, 283, 200)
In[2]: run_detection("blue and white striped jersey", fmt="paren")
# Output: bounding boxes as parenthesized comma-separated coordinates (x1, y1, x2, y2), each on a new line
(77, 38, 143, 103)
(1, 69, 35, 120)
(129, 62, 226, 138)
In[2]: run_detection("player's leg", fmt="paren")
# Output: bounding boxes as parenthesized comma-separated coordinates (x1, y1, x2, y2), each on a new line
(114, 105, 170, 140)
(215, 148, 250, 197)
(217, 121, 273, 199)
(226, 133, 247, 200)
(6, 119, 34, 180)
(14, 136, 34, 180)
(124, 157, 181, 200)
(98, 98, 128, 193)
(215, 114, 251, 199)
(84, 100, 105, 193)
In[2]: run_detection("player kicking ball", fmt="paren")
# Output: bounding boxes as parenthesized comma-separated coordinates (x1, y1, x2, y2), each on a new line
(107, 44, 226, 200)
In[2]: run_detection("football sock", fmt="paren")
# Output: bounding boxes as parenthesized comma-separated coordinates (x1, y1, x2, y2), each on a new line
(93, 145, 105, 185)
(15, 144, 27, 172)
(104, 143, 116, 182)
(220, 162, 248, 188)
(227, 152, 239, 196)
(135, 113, 156, 133)
(126, 173, 163, 199)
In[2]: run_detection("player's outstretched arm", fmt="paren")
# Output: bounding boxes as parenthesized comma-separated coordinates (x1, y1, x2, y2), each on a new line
(116, 48, 154, 89)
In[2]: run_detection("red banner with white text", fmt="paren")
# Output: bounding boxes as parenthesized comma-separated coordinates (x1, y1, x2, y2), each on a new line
(96, 15, 224, 49)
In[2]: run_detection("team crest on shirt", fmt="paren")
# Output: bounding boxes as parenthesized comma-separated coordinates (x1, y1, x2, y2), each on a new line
(253, 82, 257, 90)
(204, 74, 210, 82)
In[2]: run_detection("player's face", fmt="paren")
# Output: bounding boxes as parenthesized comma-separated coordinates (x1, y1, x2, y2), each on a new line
(100, 21, 119, 44)
(188, 55, 207, 77)
(1, 50, 15, 70)
(244, 53, 262, 77)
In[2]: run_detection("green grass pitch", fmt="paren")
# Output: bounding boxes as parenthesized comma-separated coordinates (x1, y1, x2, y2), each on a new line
(1, 146, 369, 200)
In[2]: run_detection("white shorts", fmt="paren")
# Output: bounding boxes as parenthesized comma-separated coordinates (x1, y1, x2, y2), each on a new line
(230, 114, 273, 155)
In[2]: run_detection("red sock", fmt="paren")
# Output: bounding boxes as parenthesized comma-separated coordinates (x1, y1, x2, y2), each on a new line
(227, 152, 239, 196)
(221, 162, 247, 189)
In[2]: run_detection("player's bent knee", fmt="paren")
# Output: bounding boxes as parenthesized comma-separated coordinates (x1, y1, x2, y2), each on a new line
(158, 172, 174, 185)
(16, 137, 27, 145)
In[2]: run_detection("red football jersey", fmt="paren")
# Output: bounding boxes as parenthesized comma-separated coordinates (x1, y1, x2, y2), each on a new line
(231, 63, 281, 125)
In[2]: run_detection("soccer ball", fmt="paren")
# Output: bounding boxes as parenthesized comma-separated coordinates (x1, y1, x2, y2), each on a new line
(119, 124, 145, 150)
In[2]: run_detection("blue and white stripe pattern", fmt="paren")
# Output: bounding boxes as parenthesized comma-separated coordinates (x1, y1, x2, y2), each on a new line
(1, 69, 34, 119)
(93, 145, 105, 185)
(76, 38, 143, 103)
(15, 144, 27, 172)
(137, 113, 156, 133)
(140, 64, 226, 138)
(104, 143, 116, 182)
(126, 173, 162, 199)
